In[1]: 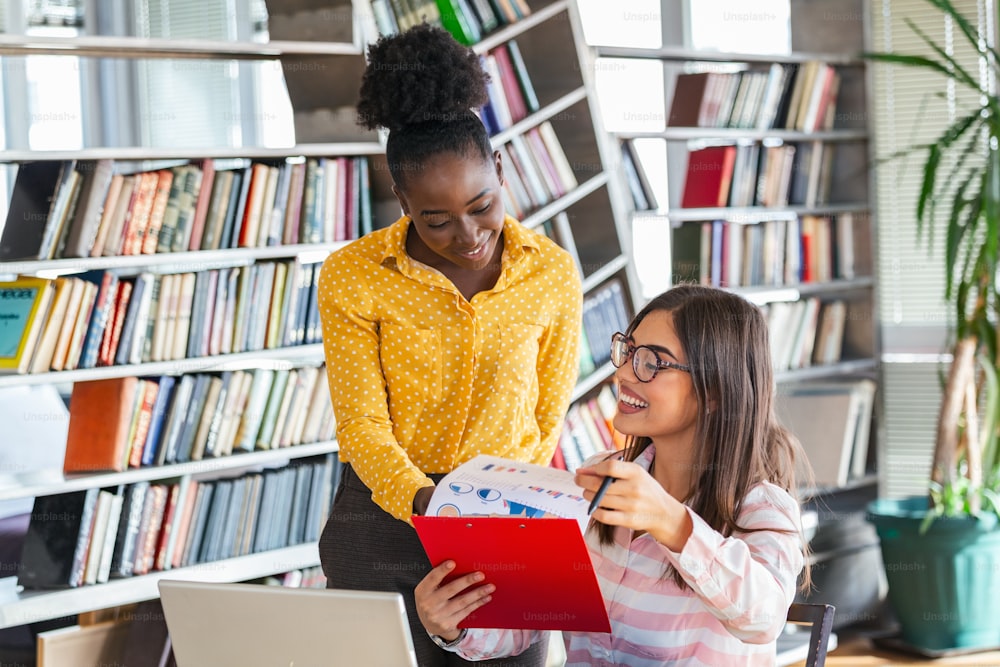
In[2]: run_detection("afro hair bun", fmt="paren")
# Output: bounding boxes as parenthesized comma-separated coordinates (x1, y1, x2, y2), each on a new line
(357, 23, 491, 132)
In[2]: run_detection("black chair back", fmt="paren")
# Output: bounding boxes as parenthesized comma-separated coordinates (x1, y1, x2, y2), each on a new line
(785, 603, 836, 667)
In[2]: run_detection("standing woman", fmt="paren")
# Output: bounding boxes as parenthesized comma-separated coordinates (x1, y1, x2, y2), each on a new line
(316, 23, 582, 666)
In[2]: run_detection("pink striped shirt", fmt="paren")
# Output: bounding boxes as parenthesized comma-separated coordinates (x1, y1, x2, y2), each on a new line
(450, 449, 804, 666)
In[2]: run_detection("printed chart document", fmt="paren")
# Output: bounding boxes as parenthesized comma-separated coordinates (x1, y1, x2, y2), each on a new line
(412, 455, 611, 632)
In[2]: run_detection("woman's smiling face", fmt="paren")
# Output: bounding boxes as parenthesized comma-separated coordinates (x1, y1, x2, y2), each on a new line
(613, 310, 701, 448)
(394, 150, 506, 271)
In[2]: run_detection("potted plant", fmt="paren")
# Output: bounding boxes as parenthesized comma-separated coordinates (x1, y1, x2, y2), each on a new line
(864, 0, 1000, 653)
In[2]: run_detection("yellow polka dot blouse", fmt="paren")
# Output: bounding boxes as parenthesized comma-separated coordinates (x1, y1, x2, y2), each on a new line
(318, 215, 583, 522)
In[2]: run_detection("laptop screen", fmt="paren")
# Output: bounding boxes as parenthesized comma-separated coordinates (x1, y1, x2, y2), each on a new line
(158, 579, 418, 667)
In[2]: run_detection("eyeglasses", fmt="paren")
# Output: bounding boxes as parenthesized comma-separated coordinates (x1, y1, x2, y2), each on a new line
(610, 332, 691, 383)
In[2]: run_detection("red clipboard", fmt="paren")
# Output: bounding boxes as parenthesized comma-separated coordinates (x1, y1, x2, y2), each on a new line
(412, 516, 611, 633)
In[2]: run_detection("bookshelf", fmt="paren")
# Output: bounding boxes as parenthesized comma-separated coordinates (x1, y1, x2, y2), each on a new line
(577, 0, 882, 630)
(0, 0, 366, 636)
(0, 0, 636, 636)
(583, 2, 879, 480)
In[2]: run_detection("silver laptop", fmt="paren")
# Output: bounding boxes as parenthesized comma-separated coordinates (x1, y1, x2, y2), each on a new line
(158, 579, 418, 667)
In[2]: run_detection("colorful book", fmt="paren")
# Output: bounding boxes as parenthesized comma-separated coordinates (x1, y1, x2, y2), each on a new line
(0, 276, 55, 374)
(680, 146, 737, 209)
(435, 0, 482, 45)
(17, 489, 98, 589)
(63, 377, 141, 474)
(0, 162, 68, 261)
(142, 169, 175, 254)
(62, 159, 115, 258)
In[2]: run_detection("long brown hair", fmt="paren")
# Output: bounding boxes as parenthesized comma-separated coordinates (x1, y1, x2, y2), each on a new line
(594, 284, 812, 590)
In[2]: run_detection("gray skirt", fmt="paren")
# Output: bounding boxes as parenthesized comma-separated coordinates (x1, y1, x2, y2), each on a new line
(319, 464, 549, 667)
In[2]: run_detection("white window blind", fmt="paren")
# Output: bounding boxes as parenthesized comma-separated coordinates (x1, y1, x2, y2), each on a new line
(131, 0, 294, 148)
(27, 0, 84, 27)
(133, 0, 243, 147)
(870, 0, 992, 346)
(869, 0, 995, 498)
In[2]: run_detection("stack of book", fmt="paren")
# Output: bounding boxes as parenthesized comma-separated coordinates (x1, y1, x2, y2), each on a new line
(667, 61, 841, 132)
(368, 0, 531, 44)
(579, 279, 631, 376)
(0, 156, 370, 262)
(775, 378, 876, 488)
(671, 212, 858, 288)
(496, 122, 579, 221)
(0, 260, 322, 374)
(553, 384, 623, 471)
(762, 298, 851, 372)
(679, 141, 837, 210)
(479, 40, 540, 135)
(620, 141, 659, 212)
(17, 454, 340, 589)
(61, 366, 335, 474)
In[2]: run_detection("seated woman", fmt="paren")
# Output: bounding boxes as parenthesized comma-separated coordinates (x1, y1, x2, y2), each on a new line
(415, 284, 812, 666)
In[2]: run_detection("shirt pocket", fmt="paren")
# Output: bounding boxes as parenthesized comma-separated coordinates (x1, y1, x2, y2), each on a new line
(493, 323, 545, 395)
(380, 324, 442, 403)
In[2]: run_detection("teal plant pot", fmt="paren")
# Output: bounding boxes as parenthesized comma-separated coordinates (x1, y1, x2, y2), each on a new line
(867, 496, 1000, 651)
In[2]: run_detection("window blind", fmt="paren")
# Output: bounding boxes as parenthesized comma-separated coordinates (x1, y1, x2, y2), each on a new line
(870, 0, 991, 341)
(868, 0, 995, 498)
(27, 0, 84, 27)
(133, 0, 242, 147)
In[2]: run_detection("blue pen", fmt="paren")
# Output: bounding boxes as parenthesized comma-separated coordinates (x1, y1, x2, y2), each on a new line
(587, 475, 616, 514)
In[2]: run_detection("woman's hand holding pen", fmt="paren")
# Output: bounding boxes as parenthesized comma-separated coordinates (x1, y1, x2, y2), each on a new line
(415, 560, 494, 642)
(575, 458, 693, 552)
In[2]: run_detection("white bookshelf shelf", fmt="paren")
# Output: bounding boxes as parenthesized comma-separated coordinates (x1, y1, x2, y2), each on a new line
(492, 87, 589, 147)
(571, 359, 879, 406)
(0, 143, 384, 164)
(0, 243, 343, 278)
(0, 441, 338, 502)
(581, 253, 629, 293)
(572, 360, 615, 404)
(0, 344, 326, 389)
(803, 473, 878, 500)
(0, 34, 361, 59)
(662, 203, 870, 223)
(734, 277, 876, 305)
(616, 128, 869, 142)
(594, 44, 863, 66)
(775, 358, 878, 383)
(521, 172, 611, 231)
(0, 543, 321, 630)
